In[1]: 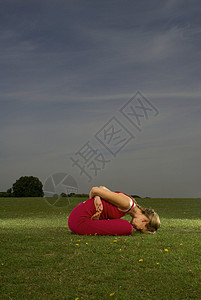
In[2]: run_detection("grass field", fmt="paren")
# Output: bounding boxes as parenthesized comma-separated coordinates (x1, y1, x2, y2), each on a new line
(0, 197, 200, 300)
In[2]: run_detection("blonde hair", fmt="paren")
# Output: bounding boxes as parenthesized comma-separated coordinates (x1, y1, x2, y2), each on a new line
(136, 204, 160, 234)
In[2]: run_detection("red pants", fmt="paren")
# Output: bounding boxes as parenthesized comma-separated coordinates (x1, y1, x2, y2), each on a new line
(68, 198, 133, 236)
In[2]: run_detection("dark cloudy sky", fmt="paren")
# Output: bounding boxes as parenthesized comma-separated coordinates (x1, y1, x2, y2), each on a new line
(1, 0, 201, 198)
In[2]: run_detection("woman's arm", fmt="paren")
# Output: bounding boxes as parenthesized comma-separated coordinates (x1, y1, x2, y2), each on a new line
(98, 186, 111, 192)
(89, 186, 111, 198)
(90, 186, 131, 211)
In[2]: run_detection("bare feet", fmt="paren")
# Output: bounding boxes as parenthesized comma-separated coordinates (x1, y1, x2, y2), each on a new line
(91, 196, 103, 220)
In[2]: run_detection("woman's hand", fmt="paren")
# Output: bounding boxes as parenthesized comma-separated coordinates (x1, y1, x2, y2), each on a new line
(91, 196, 103, 220)
(89, 186, 97, 199)
(89, 186, 111, 199)
(89, 186, 131, 211)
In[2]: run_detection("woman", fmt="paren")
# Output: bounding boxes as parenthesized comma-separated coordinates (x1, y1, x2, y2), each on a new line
(68, 186, 160, 236)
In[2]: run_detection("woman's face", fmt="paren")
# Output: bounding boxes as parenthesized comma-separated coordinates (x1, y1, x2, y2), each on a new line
(130, 214, 149, 231)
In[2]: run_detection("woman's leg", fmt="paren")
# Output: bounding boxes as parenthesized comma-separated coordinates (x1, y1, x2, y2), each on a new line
(81, 218, 133, 236)
(68, 197, 133, 236)
(68, 213, 133, 236)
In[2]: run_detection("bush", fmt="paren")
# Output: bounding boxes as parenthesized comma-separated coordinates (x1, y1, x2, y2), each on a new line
(12, 176, 44, 197)
(0, 192, 12, 197)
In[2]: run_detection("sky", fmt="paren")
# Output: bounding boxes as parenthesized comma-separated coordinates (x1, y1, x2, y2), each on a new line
(0, 0, 201, 198)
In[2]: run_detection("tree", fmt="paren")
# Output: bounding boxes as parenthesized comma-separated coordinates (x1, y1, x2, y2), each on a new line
(60, 192, 67, 197)
(12, 176, 44, 197)
(0, 192, 11, 197)
(0, 188, 13, 197)
(7, 188, 12, 194)
(68, 193, 75, 197)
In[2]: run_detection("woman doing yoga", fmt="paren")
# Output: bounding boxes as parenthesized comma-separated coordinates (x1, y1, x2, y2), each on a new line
(68, 186, 160, 236)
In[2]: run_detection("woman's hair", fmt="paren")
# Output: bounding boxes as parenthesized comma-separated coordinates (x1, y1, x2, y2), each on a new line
(136, 203, 160, 234)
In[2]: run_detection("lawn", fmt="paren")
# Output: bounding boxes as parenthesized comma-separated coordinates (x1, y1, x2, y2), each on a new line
(0, 197, 200, 299)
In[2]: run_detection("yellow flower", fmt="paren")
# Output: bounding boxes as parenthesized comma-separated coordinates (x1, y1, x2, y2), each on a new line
(139, 259, 143, 262)
(113, 240, 117, 243)
(110, 292, 115, 296)
(75, 244, 79, 246)
(119, 249, 122, 251)
(180, 243, 183, 246)
(164, 249, 168, 252)
(86, 243, 88, 245)
(156, 262, 160, 265)
(1, 263, 4, 266)
(75, 298, 79, 300)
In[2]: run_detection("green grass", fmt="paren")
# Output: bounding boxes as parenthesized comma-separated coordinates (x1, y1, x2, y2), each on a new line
(0, 197, 200, 300)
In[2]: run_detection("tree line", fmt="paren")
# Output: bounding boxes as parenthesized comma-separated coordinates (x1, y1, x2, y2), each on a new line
(0, 176, 89, 198)
(0, 176, 143, 198)
(0, 176, 44, 197)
